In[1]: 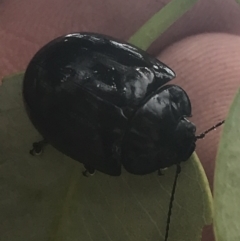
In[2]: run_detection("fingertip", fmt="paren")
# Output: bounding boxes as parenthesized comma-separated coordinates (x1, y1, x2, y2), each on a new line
(157, 33, 240, 188)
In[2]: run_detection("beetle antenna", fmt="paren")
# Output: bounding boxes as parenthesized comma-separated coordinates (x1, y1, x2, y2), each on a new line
(163, 119, 224, 240)
(164, 164, 181, 241)
(196, 120, 225, 140)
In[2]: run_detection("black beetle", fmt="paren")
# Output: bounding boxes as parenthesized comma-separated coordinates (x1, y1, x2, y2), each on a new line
(22, 32, 203, 176)
(22, 32, 224, 241)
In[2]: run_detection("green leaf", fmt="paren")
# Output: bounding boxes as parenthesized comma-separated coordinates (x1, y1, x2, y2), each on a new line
(1, 71, 25, 83)
(213, 89, 240, 241)
(128, 0, 198, 50)
(0, 74, 213, 241)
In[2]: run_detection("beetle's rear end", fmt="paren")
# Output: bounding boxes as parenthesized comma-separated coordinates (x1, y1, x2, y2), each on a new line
(23, 62, 127, 175)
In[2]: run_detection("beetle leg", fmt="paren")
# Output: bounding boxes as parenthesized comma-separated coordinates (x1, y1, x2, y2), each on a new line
(82, 165, 96, 177)
(30, 139, 48, 156)
(157, 169, 164, 176)
(158, 167, 169, 176)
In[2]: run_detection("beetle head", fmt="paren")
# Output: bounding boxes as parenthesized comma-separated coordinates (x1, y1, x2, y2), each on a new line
(172, 117, 197, 164)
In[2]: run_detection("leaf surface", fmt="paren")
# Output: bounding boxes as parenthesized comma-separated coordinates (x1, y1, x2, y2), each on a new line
(214, 89, 240, 241)
(128, 0, 198, 50)
(0, 74, 213, 241)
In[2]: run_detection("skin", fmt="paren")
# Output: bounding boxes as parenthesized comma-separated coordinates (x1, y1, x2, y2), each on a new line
(158, 34, 240, 241)
(1, 0, 240, 240)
